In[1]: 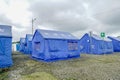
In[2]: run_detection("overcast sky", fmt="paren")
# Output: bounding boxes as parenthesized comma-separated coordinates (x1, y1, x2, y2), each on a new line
(0, 0, 120, 41)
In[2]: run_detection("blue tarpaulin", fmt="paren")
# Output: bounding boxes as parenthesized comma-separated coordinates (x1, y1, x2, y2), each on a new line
(0, 25, 13, 68)
(24, 34, 33, 54)
(32, 29, 80, 61)
(79, 33, 113, 55)
(108, 36, 120, 52)
(19, 38, 25, 53)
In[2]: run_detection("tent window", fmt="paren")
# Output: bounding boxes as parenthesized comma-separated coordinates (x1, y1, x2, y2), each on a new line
(35, 42, 40, 51)
(68, 41, 78, 51)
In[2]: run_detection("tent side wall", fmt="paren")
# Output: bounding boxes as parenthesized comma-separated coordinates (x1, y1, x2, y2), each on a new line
(103, 41, 113, 54)
(45, 39, 68, 60)
(44, 39, 80, 61)
(32, 31, 45, 59)
(24, 35, 33, 54)
(24, 40, 32, 54)
(27, 41, 32, 54)
(91, 38, 106, 55)
(91, 38, 99, 54)
(20, 43, 25, 53)
(44, 39, 50, 60)
(113, 40, 120, 52)
(79, 34, 90, 54)
(97, 41, 104, 54)
(0, 37, 13, 68)
(112, 40, 120, 52)
(108, 37, 120, 52)
(19, 38, 25, 53)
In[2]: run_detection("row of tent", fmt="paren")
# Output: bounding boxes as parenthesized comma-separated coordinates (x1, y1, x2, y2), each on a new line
(80, 33, 120, 54)
(0, 25, 120, 68)
(17, 29, 120, 61)
(18, 29, 80, 61)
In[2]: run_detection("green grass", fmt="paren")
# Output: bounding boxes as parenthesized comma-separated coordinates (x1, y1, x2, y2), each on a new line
(1, 52, 120, 80)
(0, 70, 9, 80)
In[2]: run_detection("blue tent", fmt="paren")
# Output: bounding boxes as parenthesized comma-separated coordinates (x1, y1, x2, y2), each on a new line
(0, 25, 13, 68)
(19, 38, 25, 53)
(108, 36, 120, 52)
(24, 34, 33, 54)
(32, 29, 80, 61)
(16, 43, 20, 51)
(79, 33, 113, 55)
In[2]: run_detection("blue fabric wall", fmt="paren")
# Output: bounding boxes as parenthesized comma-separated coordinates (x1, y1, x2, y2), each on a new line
(0, 37, 13, 68)
(103, 40, 113, 54)
(91, 38, 105, 55)
(79, 34, 90, 53)
(24, 41, 32, 54)
(19, 38, 25, 53)
(108, 37, 120, 52)
(24, 35, 33, 54)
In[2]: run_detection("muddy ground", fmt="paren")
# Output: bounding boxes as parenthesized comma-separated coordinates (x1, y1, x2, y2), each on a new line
(1, 52, 120, 80)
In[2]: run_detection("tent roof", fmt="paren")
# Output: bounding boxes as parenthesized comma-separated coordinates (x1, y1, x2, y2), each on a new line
(0, 25, 12, 37)
(26, 34, 33, 41)
(91, 34, 102, 40)
(103, 37, 112, 42)
(87, 33, 112, 41)
(36, 29, 78, 40)
(108, 36, 120, 41)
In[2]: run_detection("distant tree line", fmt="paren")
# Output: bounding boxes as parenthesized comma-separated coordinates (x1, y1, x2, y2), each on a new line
(12, 41, 20, 44)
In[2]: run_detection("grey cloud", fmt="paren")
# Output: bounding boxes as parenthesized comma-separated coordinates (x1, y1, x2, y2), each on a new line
(0, 13, 31, 41)
(91, 0, 120, 26)
(29, 0, 120, 36)
(0, 14, 12, 25)
(29, 0, 90, 33)
(1, 0, 120, 41)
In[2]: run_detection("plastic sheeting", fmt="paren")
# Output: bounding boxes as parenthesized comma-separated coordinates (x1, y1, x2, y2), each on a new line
(79, 33, 113, 55)
(24, 34, 33, 54)
(108, 36, 120, 52)
(32, 29, 80, 61)
(19, 38, 25, 53)
(0, 38, 13, 68)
